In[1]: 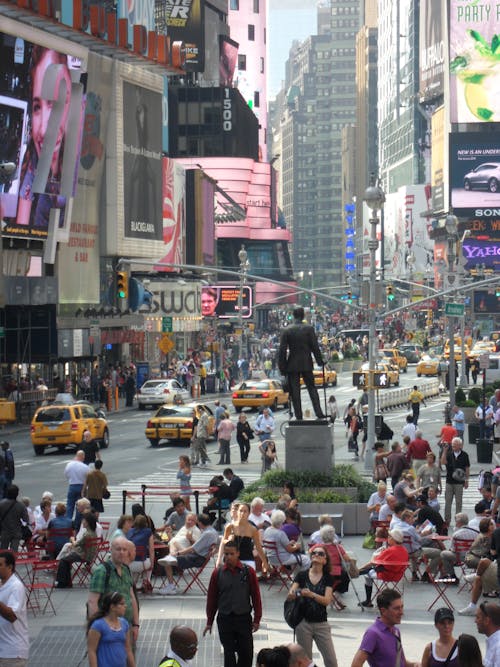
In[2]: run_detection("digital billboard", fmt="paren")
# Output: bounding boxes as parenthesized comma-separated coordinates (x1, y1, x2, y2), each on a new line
(0, 32, 85, 240)
(449, 0, 500, 123)
(201, 285, 252, 319)
(450, 133, 500, 219)
(473, 290, 500, 314)
(419, 0, 444, 101)
(122, 81, 163, 240)
(162, 0, 205, 72)
(463, 239, 500, 273)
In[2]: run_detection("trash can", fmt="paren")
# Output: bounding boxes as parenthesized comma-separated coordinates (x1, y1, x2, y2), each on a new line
(205, 374, 216, 393)
(468, 423, 480, 445)
(477, 438, 493, 464)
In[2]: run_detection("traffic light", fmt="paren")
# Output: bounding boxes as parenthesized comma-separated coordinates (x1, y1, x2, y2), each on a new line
(347, 290, 353, 304)
(426, 309, 433, 326)
(496, 287, 500, 297)
(116, 271, 129, 300)
(386, 285, 395, 301)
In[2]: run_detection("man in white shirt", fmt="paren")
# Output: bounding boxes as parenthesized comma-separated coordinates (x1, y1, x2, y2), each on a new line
(0, 550, 29, 666)
(475, 600, 500, 667)
(64, 450, 89, 521)
(402, 415, 417, 441)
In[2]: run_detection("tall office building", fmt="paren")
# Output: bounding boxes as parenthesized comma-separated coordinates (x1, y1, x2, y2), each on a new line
(271, 0, 362, 288)
(228, 0, 268, 160)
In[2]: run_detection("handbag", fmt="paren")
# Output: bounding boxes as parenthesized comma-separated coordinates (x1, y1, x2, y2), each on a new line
(102, 488, 111, 499)
(374, 462, 389, 482)
(284, 595, 305, 629)
(362, 531, 376, 549)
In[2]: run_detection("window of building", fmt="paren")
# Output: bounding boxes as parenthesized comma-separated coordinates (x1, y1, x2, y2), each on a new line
(260, 57, 264, 73)
(254, 91, 260, 107)
(248, 24, 255, 40)
(253, 0, 259, 12)
(230, 0, 239, 9)
(238, 54, 246, 70)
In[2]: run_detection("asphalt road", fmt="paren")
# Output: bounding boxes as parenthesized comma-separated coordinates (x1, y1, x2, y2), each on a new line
(5, 364, 447, 518)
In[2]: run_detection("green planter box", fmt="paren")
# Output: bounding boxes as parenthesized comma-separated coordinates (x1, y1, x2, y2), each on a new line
(477, 439, 493, 464)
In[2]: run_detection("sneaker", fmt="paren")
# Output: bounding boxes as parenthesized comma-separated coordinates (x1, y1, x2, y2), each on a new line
(464, 573, 477, 583)
(411, 573, 420, 582)
(199, 462, 207, 468)
(157, 555, 177, 566)
(421, 572, 430, 583)
(458, 605, 476, 616)
(359, 600, 373, 608)
(158, 583, 178, 595)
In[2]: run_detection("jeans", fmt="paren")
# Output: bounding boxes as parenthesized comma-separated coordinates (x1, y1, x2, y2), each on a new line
(66, 484, 83, 519)
(219, 439, 231, 464)
(217, 613, 253, 667)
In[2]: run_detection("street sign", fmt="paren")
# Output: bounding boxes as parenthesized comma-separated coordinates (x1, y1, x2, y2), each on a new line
(162, 316, 173, 333)
(479, 353, 490, 370)
(158, 335, 174, 354)
(445, 302, 464, 317)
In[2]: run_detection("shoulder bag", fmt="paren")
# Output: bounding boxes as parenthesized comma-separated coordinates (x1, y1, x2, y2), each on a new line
(284, 594, 305, 629)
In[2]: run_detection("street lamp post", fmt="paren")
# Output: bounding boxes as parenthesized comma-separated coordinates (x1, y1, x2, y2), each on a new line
(363, 180, 385, 472)
(238, 245, 250, 361)
(445, 214, 459, 409)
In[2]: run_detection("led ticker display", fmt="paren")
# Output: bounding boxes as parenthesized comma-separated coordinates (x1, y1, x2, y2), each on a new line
(201, 285, 252, 319)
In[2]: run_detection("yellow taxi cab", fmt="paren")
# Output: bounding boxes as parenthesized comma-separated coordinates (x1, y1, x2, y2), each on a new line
(145, 403, 215, 447)
(232, 379, 289, 413)
(300, 366, 337, 387)
(469, 340, 496, 358)
(416, 354, 440, 377)
(380, 348, 408, 372)
(443, 337, 471, 361)
(359, 362, 400, 387)
(30, 403, 109, 456)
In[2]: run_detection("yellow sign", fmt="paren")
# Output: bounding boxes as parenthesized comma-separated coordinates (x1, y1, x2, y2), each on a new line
(158, 335, 175, 354)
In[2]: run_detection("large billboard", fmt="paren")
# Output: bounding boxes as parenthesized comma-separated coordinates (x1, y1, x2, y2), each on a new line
(0, 31, 85, 240)
(201, 285, 252, 319)
(473, 290, 500, 314)
(161, 0, 205, 72)
(419, 0, 445, 101)
(449, 0, 500, 123)
(450, 133, 500, 219)
(431, 106, 446, 213)
(463, 238, 500, 272)
(122, 81, 163, 240)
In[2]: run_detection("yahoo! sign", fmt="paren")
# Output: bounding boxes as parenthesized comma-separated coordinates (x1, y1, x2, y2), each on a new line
(462, 239, 500, 271)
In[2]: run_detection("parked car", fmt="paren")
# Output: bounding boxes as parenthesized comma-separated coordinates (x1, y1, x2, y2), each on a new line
(31, 403, 109, 456)
(145, 403, 215, 447)
(136, 379, 191, 410)
(463, 162, 500, 193)
(232, 379, 289, 412)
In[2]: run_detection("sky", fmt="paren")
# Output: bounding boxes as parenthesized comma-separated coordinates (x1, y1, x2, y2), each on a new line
(267, 0, 319, 99)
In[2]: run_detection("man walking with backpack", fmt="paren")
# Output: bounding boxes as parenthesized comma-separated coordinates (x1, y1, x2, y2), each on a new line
(203, 540, 262, 667)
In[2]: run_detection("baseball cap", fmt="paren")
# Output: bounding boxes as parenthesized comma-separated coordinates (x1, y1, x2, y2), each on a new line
(434, 608, 454, 623)
(388, 529, 404, 544)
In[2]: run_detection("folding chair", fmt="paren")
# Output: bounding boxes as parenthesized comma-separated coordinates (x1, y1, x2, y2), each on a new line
(46, 527, 74, 559)
(372, 560, 408, 597)
(422, 554, 455, 611)
(262, 540, 298, 592)
(174, 543, 217, 594)
(373, 520, 390, 547)
(99, 521, 110, 540)
(70, 537, 102, 587)
(452, 538, 475, 594)
(27, 560, 58, 616)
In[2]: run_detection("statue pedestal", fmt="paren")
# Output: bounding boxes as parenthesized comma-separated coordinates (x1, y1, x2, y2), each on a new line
(284, 421, 334, 472)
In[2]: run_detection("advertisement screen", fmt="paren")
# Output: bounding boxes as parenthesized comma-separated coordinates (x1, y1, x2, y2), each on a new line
(201, 285, 252, 319)
(449, 0, 500, 123)
(122, 81, 163, 240)
(450, 133, 500, 219)
(220, 36, 238, 87)
(463, 239, 500, 272)
(162, 0, 205, 72)
(473, 290, 500, 314)
(419, 0, 444, 101)
(0, 33, 84, 239)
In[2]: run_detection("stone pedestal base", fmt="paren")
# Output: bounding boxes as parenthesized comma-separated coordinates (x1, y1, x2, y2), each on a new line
(284, 422, 334, 472)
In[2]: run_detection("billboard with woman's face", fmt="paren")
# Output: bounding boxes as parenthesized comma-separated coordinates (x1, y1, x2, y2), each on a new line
(0, 31, 85, 239)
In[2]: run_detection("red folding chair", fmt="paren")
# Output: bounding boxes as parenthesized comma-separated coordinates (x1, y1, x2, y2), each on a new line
(452, 538, 475, 594)
(46, 527, 74, 559)
(262, 539, 299, 592)
(174, 543, 217, 594)
(99, 521, 110, 540)
(70, 537, 102, 587)
(27, 560, 58, 616)
(372, 559, 408, 597)
(422, 554, 455, 611)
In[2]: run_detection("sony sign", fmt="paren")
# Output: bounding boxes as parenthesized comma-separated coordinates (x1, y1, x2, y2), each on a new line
(147, 282, 202, 317)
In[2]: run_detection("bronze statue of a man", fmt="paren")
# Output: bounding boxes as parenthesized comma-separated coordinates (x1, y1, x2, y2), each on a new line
(278, 307, 326, 421)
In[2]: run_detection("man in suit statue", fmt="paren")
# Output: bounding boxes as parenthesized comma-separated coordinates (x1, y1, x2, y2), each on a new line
(278, 307, 326, 421)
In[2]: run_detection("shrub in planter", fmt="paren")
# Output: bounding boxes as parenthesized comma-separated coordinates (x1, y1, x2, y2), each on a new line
(468, 387, 482, 406)
(455, 387, 467, 407)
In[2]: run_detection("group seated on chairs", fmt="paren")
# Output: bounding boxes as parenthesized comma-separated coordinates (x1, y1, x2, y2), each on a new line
(54, 511, 98, 588)
(46, 503, 73, 558)
(262, 509, 310, 586)
(357, 528, 409, 607)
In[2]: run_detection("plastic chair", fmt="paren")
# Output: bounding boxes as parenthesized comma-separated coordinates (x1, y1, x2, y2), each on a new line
(27, 560, 58, 615)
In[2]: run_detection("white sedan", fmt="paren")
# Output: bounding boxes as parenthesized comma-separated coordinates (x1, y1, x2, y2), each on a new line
(137, 379, 191, 409)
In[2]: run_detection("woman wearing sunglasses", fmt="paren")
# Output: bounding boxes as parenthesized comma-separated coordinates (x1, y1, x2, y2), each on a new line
(286, 547, 338, 667)
(87, 591, 136, 667)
